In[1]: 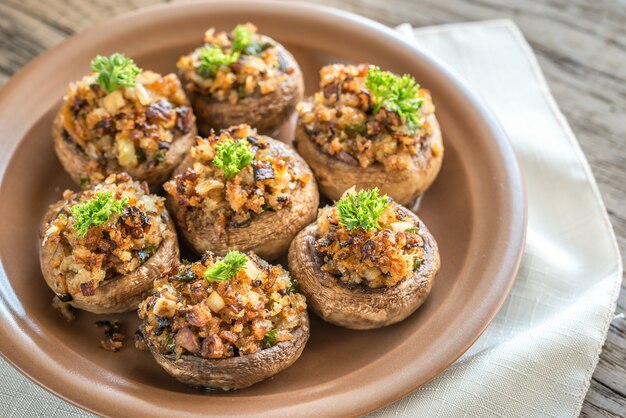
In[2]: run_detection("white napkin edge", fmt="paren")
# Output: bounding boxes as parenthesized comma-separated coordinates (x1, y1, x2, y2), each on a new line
(396, 19, 623, 416)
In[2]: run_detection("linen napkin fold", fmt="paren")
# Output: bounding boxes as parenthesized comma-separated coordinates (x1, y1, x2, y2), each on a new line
(0, 19, 621, 418)
(366, 20, 622, 418)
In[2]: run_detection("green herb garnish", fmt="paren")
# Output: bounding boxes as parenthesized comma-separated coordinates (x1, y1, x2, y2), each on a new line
(90, 53, 141, 94)
(365, 66, 424, 132)
(197, 24, 265, 77)
(212, 139, 254, 179)
(232, 24, 253, 53)
(197, 45, 239, 78)
(231, 24, 267, 56)
(337, 188, 389, 232)
(70, 191, 129, 237)
(204, 250, 248, 282)
(287, 279, 300, 294)
(414, 257, 422, 270)
(262, 329, 278, 348)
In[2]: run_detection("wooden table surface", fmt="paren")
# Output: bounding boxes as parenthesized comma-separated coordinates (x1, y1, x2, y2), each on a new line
(0, 0, 624, 416)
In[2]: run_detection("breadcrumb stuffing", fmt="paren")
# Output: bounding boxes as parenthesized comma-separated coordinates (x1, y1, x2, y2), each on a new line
(177, 23, 291, 104)
(297, 64, 436, 170)
(164, 124, 310, 234)
(138, 252, 306, 359)
(42, 173, 167, 297)
(58, 70, 193, 183)
(315, 200, 426, 288)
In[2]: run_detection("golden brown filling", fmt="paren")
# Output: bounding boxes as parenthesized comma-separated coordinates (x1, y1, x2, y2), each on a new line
(42, 173, 167, 297)
(315, 199, 425, 288)
(177, 23, 293, 103)
(59, 70, 194, 184)
(138, 252, 306, 359)
(297, 64, 439, 170)
(164, 124, 310, 232)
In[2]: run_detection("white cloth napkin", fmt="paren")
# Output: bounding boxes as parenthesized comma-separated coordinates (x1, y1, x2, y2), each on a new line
(0, 19, 621, 418)
(367, 20, 621, 417)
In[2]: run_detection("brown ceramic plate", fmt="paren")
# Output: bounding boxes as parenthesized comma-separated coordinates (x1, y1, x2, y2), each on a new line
(0, 1, 526, 417)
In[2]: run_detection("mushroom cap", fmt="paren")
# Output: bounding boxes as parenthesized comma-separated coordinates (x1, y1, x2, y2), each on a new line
(39, 200, 180, 314)
(181, 45, 304, 138)
(142, 311, 310, 390)
(294, 113, 443, 206)
(52, 110, 197, 192)
(167, 137, 319, 260)
(288, 210, 440, 329)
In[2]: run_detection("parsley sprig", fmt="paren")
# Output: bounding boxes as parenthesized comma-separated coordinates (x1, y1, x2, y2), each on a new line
(204, 251, 248, 282)
(232, 24, 253, 53)
(212, 138, 255, 179)
(365, 66, 424, 132)
(70, 191, 129, 237)
(91, 53, 141, 94)
(337, 188, 389, 232)
(197, 23, 265, 77)
(198, 45, 239, 78)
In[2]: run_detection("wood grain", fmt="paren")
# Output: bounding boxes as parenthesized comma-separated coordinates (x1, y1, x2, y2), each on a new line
(0, 0, 623, 416)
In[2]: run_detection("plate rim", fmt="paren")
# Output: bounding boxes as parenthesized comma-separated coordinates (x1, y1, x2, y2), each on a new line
(0, 1, 527, 417)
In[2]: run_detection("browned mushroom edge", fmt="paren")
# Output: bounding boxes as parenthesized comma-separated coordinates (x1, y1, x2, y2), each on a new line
(177, 24, 304, 137)
(294, 63, 443, 206)
(141, 312, 309, 391)
(138, 251, 309, 390)
(164, 125, 319, 260)
(295, 114, 443, 207)
(52, 70, 197, 192)
(288, 206, 440, 330)
(39, 174, 179, 314)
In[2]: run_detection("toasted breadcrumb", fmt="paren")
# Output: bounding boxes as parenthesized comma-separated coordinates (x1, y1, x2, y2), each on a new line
(96, 320, 125, 352)
(297, 64, 436, 170)
(138, 252, 306, 359)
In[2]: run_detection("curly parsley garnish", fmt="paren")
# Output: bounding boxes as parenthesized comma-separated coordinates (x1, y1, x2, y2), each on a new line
(197, 24, 268, 77)
(337, 188, 389, 232)
(204, 251, 248, 282)
(365, 66, 424, 132)
(197, 45, 239, 78)
(91, 53, 142, 94)
(212, 138, 255, 179)
(70, 191, 129, 237)
(232, 23, 270, 56)
(232, 24, 253, 53)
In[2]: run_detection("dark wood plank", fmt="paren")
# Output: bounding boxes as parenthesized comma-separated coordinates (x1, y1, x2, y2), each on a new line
(580, 319, 626, 417)
(0, 0, 623, 416)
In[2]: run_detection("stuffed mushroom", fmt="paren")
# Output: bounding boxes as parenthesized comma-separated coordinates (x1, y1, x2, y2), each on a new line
(138, 250, 309, 390)
(288, 187, 440, 329)
(39, 173, 179, 314)
(295, 64, 444, 207)
(177, 23, 304, 136)
(164, 124, 318, 260)
(53, 53, 197, 191)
